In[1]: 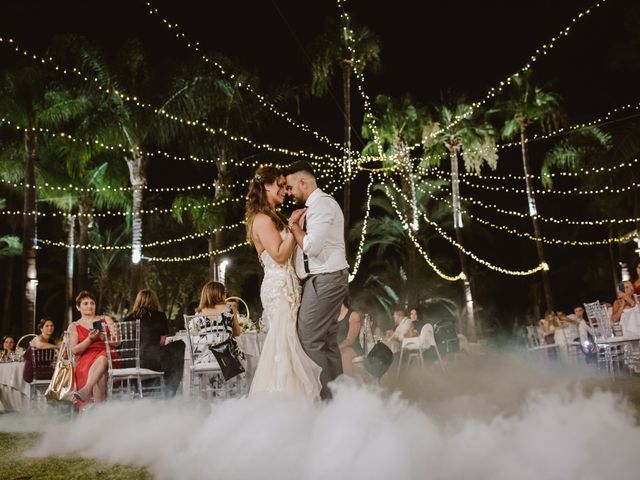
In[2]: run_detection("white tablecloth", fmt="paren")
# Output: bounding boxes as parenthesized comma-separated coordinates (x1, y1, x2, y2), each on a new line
(0, 362, 29, 412)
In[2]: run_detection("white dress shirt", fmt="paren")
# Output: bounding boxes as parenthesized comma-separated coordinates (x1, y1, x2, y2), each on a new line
(394, 318, 413, 341)
(294, 188, 349, 280)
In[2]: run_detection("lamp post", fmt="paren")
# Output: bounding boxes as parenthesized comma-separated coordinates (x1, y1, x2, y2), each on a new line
(218, 259, 229, 285)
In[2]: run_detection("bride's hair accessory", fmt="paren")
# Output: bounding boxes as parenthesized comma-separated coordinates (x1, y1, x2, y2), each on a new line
(254, 173, 263, 183)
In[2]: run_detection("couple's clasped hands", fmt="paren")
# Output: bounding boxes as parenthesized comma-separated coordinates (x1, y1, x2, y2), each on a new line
(288, 207, 307, 230)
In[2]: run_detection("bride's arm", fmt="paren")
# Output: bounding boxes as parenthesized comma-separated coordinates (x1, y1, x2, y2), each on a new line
(253, 214, 295, 265)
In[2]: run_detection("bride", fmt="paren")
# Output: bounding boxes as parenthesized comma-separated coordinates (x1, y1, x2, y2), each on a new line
(245, 166, 321, 397)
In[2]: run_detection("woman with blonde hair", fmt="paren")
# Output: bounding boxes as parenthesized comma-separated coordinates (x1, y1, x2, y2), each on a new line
(127, 289, 185, 397)
(245, 165, 321, 398)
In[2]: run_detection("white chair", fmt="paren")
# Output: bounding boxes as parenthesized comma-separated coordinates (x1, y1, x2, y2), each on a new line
(396, 324, 445, 376)
(29, 346, 57, 409)
(183, 313, 236, 398)
(104, 319, 165, 399)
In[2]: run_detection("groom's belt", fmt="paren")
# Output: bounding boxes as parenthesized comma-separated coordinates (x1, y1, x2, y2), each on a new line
(301, 268, 349, 282)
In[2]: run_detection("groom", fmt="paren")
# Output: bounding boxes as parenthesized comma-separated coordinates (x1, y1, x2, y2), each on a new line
(285, 161, 349, 400)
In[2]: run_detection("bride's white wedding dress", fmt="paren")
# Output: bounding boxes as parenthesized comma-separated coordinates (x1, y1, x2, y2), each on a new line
(249, 233, 322, 398)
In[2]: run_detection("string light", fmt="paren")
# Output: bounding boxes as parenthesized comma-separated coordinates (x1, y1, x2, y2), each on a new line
(380, 178, 464, 281)
(143, 2, 346, 154)
(388, 184, 549, 276)
(0, 36, 347, 166)
(38, 222, 244, 250)
(415, 182, 637, 246)
(146, 240, 250, 263)
(419, 157, 640, 183)
(348, 172, 373, 282)
(419, 0, 608, 143)
(0, 115, 345, 195)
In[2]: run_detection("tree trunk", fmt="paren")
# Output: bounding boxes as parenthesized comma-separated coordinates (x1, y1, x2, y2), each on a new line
(607, 224, 619, 295)
(77, 199, 92, 292)
(520, 126, 554, 314)
(341, 60, 352, 244)
(209, 235, 219, 281)
(65, 214, 76, 327)
(22, 130, 38, 334)
(451, 151, 477, 341)
(2, 217, 18, 334)
(126, 152, 146, 297)
(397, 144, 418, 306)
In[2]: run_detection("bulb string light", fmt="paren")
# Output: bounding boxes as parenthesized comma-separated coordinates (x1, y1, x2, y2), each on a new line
(0, 115, 346, 195)
(418, 0, 608, 144)
(387, 183, 547, 276)
(143, 2, 346, 154)
(415, 182, 636, 246)
(417, 164, 640, 197)
(0, 36, 347, 165)
(38, 222, 244, 250)
(146, 240, 250, 263)
(348, 172, 373, 282)
(418, 157, 640, 183)
(379, 175, 464, 282)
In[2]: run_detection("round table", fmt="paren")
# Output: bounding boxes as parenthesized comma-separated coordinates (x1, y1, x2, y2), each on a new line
(0, 362, 29, 412)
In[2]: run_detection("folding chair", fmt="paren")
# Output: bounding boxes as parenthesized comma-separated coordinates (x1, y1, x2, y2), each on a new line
(29, 346, 57, 409)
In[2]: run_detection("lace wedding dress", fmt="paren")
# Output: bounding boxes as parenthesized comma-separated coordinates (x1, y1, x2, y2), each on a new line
(249, 234, 322, 398)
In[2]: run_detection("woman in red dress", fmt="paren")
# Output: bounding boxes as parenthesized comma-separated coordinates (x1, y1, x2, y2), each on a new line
(68, 291, 118, 407)
(631, 258, 640, 295)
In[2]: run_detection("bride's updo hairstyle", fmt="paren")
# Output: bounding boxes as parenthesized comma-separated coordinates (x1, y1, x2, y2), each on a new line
(245, 165, 286, 243)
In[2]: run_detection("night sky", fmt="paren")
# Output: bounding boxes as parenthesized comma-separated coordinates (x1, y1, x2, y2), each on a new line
(1, 1, 639, 330)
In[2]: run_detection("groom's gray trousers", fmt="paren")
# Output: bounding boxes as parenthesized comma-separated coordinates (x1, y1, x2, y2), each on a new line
(297, 268, 349, 400)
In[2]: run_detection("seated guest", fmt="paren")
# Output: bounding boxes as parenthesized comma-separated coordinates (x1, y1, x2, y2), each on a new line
(578, 316, 597, 364)
(0, 335, 16, 362)
(31, 317, 58, 349)
(195, 281, 241, 337)
(127, 289, 185, 397)
(631, 258, 640, 295)
(337, 300, 363, 376)
(68, 290, 118, 407)
(612, 281, 640, 335)
(409, 308, 427, 331)
(539, 312, 559, 344)
(555, 309, 580, 343)
(23, 318, 58, 383)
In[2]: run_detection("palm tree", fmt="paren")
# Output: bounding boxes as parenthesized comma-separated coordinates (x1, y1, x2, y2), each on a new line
(310, 16, 381, 236)
(421, 104, 498, 340)
(38, 141, 130, 324)
(0, 64, 90, 333)
(492, 71, 564, 314)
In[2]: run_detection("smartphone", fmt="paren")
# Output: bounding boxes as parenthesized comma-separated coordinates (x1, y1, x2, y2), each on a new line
(92, 319, 104, 331)
(618, 282, 626, 293)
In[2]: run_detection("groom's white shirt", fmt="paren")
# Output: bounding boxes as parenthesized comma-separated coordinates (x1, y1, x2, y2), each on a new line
(294, 188, 349, 280)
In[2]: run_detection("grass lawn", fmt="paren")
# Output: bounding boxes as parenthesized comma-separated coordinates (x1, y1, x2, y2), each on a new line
(0, 432, 152, 480)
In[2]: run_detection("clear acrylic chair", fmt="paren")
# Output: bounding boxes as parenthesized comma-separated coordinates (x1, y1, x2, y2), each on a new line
(29, 346, 57, 409)
(104, 319, 165, 399)
(584, 301, 624, 374)
(183, 313, 238, 399)
(396, 323, 445, 376)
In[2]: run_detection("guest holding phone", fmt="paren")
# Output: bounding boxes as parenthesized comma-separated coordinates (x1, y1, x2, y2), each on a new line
(612, 281, 640, 335)
(67, 290, 118, 407)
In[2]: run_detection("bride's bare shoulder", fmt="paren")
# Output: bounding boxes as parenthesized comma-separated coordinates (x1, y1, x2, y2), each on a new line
(252, 213, 277, 229)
